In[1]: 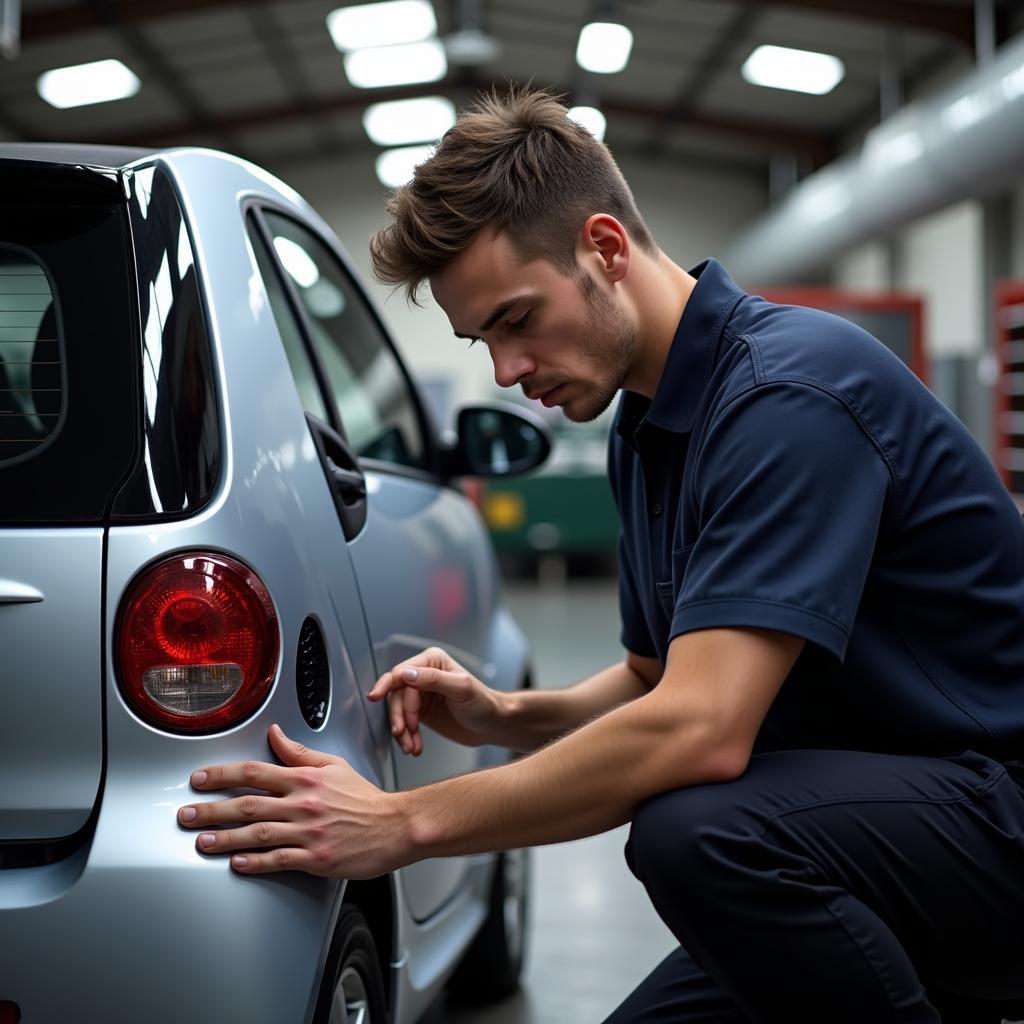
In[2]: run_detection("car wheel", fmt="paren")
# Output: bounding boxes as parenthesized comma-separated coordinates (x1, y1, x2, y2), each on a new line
(448, 848, 530, 1003)
(319, 905, 389, 1024)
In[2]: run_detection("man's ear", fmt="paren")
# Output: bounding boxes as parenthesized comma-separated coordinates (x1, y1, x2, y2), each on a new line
(579, 214, 630, 283)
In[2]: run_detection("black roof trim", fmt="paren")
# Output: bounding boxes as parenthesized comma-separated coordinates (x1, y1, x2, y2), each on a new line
(0, 143, 161, 170)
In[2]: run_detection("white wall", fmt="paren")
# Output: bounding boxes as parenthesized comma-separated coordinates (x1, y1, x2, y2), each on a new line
(276, 150, 766, 420)
(834, 203, 988, 363)
(896, 201, 987, 360)
(834, 241, 891, 291)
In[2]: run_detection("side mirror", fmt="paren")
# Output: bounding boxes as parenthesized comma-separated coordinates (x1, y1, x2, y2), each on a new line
(443, 402, 552, 478)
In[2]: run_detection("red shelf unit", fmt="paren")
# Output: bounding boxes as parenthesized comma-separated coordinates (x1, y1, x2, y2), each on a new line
(994, 282, 1024, 502)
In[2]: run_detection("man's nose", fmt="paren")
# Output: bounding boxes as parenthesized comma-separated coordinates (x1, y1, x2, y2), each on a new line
(492, 350, 534, 389)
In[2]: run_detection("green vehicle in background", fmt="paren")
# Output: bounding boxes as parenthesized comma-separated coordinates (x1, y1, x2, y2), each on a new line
(472, 405, 620, 577)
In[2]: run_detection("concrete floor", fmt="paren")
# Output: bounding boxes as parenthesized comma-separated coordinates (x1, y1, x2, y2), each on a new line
(421, 577, 677, 1024)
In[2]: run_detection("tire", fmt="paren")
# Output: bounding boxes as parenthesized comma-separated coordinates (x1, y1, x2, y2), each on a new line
(447, 848, 530, 1003)
(314, 904, 389, 1024)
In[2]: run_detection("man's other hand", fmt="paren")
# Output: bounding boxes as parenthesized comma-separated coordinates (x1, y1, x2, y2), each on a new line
(368, 646, 505, 756)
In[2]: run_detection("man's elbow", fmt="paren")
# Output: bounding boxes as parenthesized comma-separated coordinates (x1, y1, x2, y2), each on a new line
(695, 740, 751, 784)
(642, 715, 753, 790)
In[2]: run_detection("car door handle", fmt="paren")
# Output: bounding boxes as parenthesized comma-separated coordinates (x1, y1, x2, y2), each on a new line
(327, 459, 367, 502)
(0, 580, 44, 604)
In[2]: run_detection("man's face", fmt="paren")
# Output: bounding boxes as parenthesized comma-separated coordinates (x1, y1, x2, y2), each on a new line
(429, 229, 638, 423)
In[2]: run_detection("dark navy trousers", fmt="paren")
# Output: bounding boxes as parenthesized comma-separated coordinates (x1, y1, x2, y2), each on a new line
(603, 749, 1024, 1023)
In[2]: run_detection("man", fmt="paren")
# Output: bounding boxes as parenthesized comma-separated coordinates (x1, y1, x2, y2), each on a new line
(177, 88, 1024, 1021)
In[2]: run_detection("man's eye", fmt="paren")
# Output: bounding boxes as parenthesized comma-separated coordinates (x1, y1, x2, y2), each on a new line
(507, 311, 531, 332)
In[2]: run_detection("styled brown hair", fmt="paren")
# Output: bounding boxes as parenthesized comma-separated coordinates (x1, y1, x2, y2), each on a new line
(369, 86, 657, 303)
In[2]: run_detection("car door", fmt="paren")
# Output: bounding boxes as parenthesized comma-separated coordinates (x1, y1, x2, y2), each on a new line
(248, 207, 494, 921)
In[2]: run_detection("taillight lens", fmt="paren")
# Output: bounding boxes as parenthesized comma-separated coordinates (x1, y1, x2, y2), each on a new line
(116, 552, 280, 733)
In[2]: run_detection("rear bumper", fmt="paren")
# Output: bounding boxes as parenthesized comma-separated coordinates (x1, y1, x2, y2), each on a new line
(0, 771, 336, 1023)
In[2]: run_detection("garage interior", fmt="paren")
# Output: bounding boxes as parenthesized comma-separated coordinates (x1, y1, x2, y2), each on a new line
(5, 0, 1024, 1020)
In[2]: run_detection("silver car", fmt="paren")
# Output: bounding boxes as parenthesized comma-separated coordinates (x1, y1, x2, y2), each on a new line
(0, 143, 550, 1024)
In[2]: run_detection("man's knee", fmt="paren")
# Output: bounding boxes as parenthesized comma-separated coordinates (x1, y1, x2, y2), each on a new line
(626, 783, 741, 887)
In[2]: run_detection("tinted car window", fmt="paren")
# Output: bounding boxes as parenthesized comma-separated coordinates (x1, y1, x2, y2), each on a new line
(0, 162, 137, 525)
(246, 216, 329, 424)
(263, 212, 425, 469)
(0, 248, 61, 465)
(109, 165, 221, 521)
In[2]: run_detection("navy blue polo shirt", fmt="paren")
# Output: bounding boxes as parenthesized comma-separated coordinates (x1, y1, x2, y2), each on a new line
(610, 258, 1024, 759)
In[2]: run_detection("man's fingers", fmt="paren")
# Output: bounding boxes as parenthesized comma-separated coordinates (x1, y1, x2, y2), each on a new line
(178, 792, 287, 828)
(367, 670, 396, 702)
(230, 847, 317, 875)
(403, 684, 423, 733)
(267, 723, 341, 769)
(386, 691, 417, 755)
(189, 759, 297, 795)
(191, 820, 311, 855)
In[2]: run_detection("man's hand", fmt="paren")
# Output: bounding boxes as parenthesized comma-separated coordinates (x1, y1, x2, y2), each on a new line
(368, 646, 505, 756)
(176, 724, 410, 879)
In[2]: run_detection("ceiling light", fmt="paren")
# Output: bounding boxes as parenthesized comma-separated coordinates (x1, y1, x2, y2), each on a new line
(37, 58, 140, 109)
(375, 144, 434, 188)
(363, 96, 455, 146)
(326, 0, 436, 51)
(344, 39, 447, 89)
(567, 106, 607, 141)
(741, 44, 845, 96)
(576, 22, 633, 75)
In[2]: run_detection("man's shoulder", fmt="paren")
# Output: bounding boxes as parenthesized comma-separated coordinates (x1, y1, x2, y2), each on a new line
(723, 295, 916, 407)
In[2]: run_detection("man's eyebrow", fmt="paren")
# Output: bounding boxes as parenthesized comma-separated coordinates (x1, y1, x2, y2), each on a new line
(453, 294, 535, 340)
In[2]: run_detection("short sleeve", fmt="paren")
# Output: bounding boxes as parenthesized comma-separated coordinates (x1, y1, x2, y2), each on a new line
(618, 531, 657, 657)
(673, 382, 891, 662)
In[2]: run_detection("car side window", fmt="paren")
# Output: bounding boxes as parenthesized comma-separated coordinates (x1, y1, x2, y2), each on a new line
(246, 216, 330, 424)
(262, 211, 425, 470)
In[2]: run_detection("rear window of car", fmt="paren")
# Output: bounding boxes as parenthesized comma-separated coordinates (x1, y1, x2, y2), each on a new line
(0, 161, 139, 525)
(0, 159, 221, 526)
(0, 248, 62, 465)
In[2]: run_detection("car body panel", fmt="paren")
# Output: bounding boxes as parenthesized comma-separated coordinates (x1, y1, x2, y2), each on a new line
(0, 530, 104, 840)
(0, 145, 534, 1023)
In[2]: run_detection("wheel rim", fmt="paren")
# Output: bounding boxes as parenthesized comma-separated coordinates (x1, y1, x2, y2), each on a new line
(329, 964, 370, 1024)
(502, 848, 528, 963)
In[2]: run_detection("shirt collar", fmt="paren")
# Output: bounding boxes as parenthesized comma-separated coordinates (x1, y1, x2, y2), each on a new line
(616, 258, 746, 441)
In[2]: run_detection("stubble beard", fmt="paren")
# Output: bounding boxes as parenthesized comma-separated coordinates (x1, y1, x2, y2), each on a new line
(562, 284, 638, 424)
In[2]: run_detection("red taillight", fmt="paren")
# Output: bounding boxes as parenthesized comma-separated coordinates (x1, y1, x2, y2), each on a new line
(116, 552, 280, 733)
(0, 1002, 20, 1024)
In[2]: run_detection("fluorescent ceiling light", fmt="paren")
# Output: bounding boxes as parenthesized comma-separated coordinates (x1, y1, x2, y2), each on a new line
(567, 105, 607, 141)
(326, 0, 436, 51)
(576, 22, 633, 75)
(37, 58, 140, 109)
(363, 96, 455, 146)
(741, 44, 844, 96)
(345, 39, 447, 89)
(376, 144, 434, 188)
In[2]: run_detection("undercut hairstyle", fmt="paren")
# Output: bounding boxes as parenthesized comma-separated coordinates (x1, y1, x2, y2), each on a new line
(369, 86, 658, 303)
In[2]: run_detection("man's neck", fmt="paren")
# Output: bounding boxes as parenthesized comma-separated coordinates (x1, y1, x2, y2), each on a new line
(624, 253, 697, 400)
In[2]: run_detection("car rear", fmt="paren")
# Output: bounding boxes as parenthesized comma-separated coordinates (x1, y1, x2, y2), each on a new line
(0, 149, 343, 1023)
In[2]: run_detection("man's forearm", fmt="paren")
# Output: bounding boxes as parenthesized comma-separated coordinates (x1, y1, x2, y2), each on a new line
(395, 682, 736, 861)
(490, 660, 652, 752)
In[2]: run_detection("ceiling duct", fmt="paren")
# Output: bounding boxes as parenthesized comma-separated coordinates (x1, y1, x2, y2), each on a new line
(722, 31, 1024, 285)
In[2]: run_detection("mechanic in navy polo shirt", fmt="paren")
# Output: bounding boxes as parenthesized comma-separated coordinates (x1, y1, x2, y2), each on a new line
(182, 89, 1024, 1022)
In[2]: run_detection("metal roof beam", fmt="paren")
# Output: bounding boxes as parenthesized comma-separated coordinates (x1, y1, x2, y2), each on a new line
(30, 80, 833, 166)
(24, 0, 984, 48)
(753, 0, 977, 48)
